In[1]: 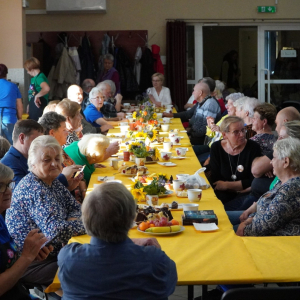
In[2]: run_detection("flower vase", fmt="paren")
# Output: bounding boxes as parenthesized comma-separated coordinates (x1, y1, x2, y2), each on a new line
(146, 194, 159, 206)
(135, 157, 146, 166)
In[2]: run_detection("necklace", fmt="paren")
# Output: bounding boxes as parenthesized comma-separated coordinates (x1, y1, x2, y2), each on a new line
(228, 152, 241, 181)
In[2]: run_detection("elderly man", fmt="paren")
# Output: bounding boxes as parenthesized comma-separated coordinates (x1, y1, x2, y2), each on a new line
(67, 84, 101, 135)
(81, 78, 95, 111)
(164, 80, 221, 145)
(58, 182, 177, 299)
(97, 81, 125, 120)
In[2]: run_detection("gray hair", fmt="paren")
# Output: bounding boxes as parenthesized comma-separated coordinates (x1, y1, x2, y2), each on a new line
(220, 116, 244, 133)
(89, 87, 102, 100)
(39, 112, 66, 135)
(0, 137, 11, 159)
(103, 53, 114, 62)
(82, 182, 136, 243)
(28, 136, 62, 171)
(233, 96, 247, 112)
(103, 80, 116, 95)
(273, 137, 300, 171)
(96, 82, 110, 93)
(242, 97, 259, 118)
(226, 92, 244, 103)
(282, 121, 300, 140)
(0, 163, 14, 182)
(78, 134, 110, 158)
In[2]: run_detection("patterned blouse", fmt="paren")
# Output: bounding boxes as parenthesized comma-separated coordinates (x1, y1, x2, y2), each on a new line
(244, 177, 300, 236)
(250, 133, 277, 156)
(6, 172, 86, 254)
(62, 131, 80, 149)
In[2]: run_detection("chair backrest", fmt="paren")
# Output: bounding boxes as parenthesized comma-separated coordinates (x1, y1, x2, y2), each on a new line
(221, 287, 300, 300)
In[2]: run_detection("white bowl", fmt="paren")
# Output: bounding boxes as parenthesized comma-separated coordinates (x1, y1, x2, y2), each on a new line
(182, 203, 199, 211)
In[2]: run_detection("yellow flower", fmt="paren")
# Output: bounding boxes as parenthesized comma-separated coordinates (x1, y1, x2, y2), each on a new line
(154, 148, 160, 160)
(150, 130, 157, 141)
(132, 111, 137, 119)
(152, 113, 157, 119)
(135, 132, 147, 138)
(131, 188, 146, 202)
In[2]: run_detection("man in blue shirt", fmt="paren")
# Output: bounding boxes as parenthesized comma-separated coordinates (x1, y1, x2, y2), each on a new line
(0, 64, 23, 144)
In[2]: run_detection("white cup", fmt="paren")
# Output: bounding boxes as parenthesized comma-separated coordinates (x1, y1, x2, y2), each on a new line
(156, 113, 163, 119)
(160, 151, 172, 161)
(163, 142, 173, 151)
(111, 159, 120, 170)
(166, 104, 173, 110)
(176, 174, 189, 181)
(170, 136, 182, 145)
(173, 180, 185, 191)
(161, 124, 170, 132)
(163, 117, 171, 123)
(175, 147, 187, 156)
(169, 132, 178, 138)
(182, 203, 199, 211)
(165, 109, 173, 114)
(187, 189, 202, 202)
(120, 125, 129, 133)
(123, 103, 130, 107)
(120, 122, 128, 126)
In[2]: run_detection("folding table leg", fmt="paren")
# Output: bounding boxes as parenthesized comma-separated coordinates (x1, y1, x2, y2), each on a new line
(202, 285, 208, 300)
(187, 285, 194, 300)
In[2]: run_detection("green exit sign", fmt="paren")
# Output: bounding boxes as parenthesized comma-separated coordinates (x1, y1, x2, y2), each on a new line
(258, 6, 276, 13)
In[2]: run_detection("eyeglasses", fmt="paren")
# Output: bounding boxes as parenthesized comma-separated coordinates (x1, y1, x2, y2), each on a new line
(228, 128, 247, 136)
(0, 181, 15, 193)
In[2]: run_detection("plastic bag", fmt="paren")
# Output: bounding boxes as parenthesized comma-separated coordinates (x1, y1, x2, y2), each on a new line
(184, 168, 207, 189)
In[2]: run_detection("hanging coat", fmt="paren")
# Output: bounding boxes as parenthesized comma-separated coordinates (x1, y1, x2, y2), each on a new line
(151, 44, 164, 74)
(134, 47, 142, 85)
(140, 48, 155, 93)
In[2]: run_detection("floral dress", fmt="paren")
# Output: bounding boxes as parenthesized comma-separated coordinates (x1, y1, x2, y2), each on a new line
(250, 133, 277, 156)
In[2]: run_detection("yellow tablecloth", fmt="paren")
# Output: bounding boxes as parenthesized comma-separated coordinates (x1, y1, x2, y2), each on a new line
(46, 117, 300, 293)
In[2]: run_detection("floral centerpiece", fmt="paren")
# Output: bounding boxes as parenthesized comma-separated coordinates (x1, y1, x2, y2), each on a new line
(132, 101, 158, 124)
(127, 129, 157, 144)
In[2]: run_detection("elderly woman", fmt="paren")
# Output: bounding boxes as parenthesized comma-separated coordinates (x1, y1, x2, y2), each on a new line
(58, 182, 177, 299)
(0, 64, 23, 144)
(213, 80, 226, 114)
(24, 57, 50, 121)
(209, 116, 261, 210)
(0, 136, 10, 159)
(250, 103, 277, 155)
(39, 111, 87, 202)
(6, 136, 85, 289)
(84, 87, 124, 132)
(64, 133, 113, 184)
(55, 98, 83, 148)
(147, 73, 172, 107)
(233, 137, 300, 236)
(0, 163, 54, 299)
(234, 97, 259, 139)
(97, 53, 120, 94)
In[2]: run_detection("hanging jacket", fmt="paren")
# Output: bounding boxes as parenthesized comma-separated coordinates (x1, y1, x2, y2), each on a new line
(152, 44, 164, 74)
(140, 48, 155, 92)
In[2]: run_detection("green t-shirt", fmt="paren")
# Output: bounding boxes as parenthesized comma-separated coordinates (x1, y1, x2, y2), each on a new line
(269, 176, 280, 190)
(30, 72, 49, 101)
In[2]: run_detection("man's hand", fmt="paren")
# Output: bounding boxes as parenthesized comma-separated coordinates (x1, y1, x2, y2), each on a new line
(117, 112, 125, 119)
(36, 245, 54, 261)
(265, 171, 274, 178)
(213, 181, 228, 191)
(131, 238, 161, 249)
(162, 112, 173, 117)
(115, 93, 123, 103)
(106, 142, 119, 156)
(62, 165, 83, 180)
(101, 124, 114, 133)
(34, 96, 41, 108)
(211, 125, 220, 132)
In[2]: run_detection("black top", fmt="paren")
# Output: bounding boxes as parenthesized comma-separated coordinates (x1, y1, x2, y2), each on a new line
(209, 139, 262, 204)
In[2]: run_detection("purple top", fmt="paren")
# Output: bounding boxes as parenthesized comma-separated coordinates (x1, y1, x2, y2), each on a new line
(99, 67, 120, 94)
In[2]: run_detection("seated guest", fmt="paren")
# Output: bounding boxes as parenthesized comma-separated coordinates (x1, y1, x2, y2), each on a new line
(0, 120, 44, 186)
(97, 53, 121, 94)
(39, 112, 86, 201)
(97, 80, 126, 120)
(213, 80, 226, 114)
(193, 92, 244, 163)
(0, 163, 54, 299)
(55, 98, 83, 148)
(147, 72, 172, 107)
(6, 136, 86, 286)
(43, 100, 60, 114)
(164, 81, 221, 145)
(58, 182, 177, 299)
(64, 133, 118, 184)
(234, 97, 259, 139)
(84, 87, 124, 132)
(67, 84, 100, 135)
(81, 78, 95, 111)
(209, 116, 261, 210)
(250, 103, 277, 155)
(232, 137, 300, 236)
(0, 136, 10, 159)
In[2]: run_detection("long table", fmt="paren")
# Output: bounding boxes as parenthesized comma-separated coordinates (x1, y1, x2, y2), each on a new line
(46, 117, 300, 298)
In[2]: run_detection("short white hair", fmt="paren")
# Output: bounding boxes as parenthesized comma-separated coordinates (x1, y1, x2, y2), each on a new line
(82, 182, 136, 243)
(214, 80, 225, 99)
(103, 80, 116, 95)
(273, 137, 300, 171)
(233, 96, 247, 112)
(242, 97, 259, 118)
(28, 136, 62, 171)
(77, 134, 110, 157)
(89, 87, 102, 100)
(226, 92, 244, 103)
(96, 82, 110, 93)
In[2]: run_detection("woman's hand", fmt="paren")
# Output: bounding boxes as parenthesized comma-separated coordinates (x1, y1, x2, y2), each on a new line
(22, 229, 48, 262)
(35, 245, 54, 261)
(206, 116, 215, 129)
(213, 181, 228, 191)
(67, 176, 81, 192)
(236, 222, 247, 236)
(239, 202, 257, 222)
(62, 165, 83, 181)
(34, 96, 41, 108)
(211, 125, 220, 133)
(106, 142, 120, 157)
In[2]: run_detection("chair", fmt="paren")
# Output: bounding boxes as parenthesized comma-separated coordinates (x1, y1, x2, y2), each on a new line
(221, 286, 300, 300)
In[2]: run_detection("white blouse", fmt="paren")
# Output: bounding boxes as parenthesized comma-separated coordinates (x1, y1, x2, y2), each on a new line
(147, 87, 172, 106)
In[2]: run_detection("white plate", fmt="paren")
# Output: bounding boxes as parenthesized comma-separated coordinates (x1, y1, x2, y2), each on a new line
(193, 223, 219, 232)
(159, 190, 173, 198)
(180, 130, 187, 133)
(157, 162, 177, 167)
(120, 171, 149, 176)
(171, 143, 181, 146)
(137, 226, 185, 236)
(172, 156, 186, 160)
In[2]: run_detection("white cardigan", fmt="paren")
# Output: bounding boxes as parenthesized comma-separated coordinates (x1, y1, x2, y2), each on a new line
(147, 87, 172, 106)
